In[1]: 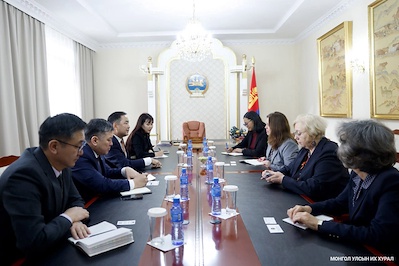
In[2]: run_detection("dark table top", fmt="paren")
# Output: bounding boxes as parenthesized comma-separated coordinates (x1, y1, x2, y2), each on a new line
(35, 142, 376, 266)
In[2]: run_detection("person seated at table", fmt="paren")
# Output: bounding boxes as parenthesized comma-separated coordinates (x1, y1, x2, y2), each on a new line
(0, 113, 90, 265)
(227, 111, 267, 157)
(72, 118, 148, 202)
(287, 119, 399, 258)
(105, 111, 161, 170)
(261, 114, 349, 201)
(259, 111, 298, 172)
(126, 113, 163, 159)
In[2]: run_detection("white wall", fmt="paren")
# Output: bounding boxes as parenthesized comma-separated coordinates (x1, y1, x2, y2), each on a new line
(93, 0, 399, 140)
(94, 43, 300, 131)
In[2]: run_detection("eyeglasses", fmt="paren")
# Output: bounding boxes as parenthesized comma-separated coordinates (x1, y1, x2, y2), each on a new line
(56, 139, 87, 152)
(243, 120, 252, 127)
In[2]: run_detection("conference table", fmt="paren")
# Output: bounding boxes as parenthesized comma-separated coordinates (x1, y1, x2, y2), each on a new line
(36, 141, 377, 266)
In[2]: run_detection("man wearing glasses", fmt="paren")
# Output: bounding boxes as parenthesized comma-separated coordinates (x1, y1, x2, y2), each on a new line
(0, 113, 90, 265)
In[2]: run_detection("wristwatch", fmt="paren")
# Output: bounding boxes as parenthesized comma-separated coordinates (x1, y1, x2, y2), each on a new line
(317, 220, 323, 230)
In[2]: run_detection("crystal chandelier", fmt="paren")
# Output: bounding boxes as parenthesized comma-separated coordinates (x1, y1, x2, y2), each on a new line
(175, 1, 212, 62)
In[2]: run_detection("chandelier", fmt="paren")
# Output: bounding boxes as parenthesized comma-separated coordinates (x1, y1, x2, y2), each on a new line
(175, 1, 212, 62)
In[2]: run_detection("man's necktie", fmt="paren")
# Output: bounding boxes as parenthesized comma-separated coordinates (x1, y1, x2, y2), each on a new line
(121, 139, 127, 157)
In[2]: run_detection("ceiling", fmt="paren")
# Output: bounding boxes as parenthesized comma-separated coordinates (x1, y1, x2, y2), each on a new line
(7, 0, 353, 49)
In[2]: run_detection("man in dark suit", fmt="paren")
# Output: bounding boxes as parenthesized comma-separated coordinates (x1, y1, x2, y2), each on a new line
(0, 113, 90, 265)
(105, 112, 161, 170)
(72, 118, 148, 202)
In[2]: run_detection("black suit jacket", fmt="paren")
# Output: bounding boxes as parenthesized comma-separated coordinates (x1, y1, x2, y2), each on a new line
(127, 130, 155, 159)
(72, 145, 130, 202)
(311, 167, 399, 257)
(0, 147, 84, 264)
(281, 137, 349, 201)
(104, 136, 146, 170)
(232, 128, 267, 157)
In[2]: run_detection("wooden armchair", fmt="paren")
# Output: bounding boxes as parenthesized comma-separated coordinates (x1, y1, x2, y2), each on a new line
(182, 121, 206, 143)
(0, 155, 19, 177)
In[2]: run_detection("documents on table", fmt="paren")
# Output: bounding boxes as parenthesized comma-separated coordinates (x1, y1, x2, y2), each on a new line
(239, 159, 264, 166)
(68, 221, 134, 257)
(120, 187, 151, 196)
(282, 215, 333, 230)
(221, 152, 243, 156)
(154, 154, 168, 159)
(263, 216, 284, 233)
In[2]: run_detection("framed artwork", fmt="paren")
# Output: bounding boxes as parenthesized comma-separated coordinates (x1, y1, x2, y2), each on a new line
(369, 0, 399, 119)
(317, 21, 353, 117)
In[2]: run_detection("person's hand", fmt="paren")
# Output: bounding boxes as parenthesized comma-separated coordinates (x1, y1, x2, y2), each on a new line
(262, 159, 271, 168)
(151, 158, 162, 168)
(124, 167, 144, 180)
(70, 221, 90, 239)
(258, 157, 266, 161)
(232, 148, 243, 153)
(291, 211, 318, 231)
(261, 171, 284, 184)
(226, 147, 234, 153)
(133, 174, 148, 188)
(64, 206, 89, 223)
(154, 150, 164, 157)
(287, 205, 312, 220)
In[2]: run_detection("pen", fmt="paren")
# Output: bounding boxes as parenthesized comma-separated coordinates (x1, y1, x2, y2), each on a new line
(225, 143, 228, 150)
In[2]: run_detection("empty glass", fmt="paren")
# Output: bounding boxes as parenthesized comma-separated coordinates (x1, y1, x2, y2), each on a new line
(223, 185, 238, 215)
(147, 207, 167, 246)
(165, 175, 177, 200)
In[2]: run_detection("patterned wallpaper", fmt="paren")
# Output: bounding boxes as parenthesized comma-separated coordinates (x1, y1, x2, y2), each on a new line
(169, 57, 226, 141)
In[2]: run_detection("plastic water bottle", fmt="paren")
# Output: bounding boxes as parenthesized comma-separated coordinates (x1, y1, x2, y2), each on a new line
(186, 146, 193, 168)
(202, 137, 208, 157)
(211, 178, 221, 215)
(187, 139, 193, 151)
(206, 156, 214, 184)
(171, 196, 184, 245)
(180, 168, 189, 201)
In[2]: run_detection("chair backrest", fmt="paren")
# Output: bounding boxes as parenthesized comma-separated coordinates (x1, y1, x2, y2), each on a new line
(182, 121, 206, 142)
(0, 155, 19, 177)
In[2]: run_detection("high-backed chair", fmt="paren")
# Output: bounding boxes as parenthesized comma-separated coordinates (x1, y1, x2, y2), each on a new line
(0, 155, 19, 177)
(182, 121, 206, 143)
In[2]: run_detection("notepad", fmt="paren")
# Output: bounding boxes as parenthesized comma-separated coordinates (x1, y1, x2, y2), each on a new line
(239, 159, 264, 166)
(154, 154, 168, 159)
(221, 152, 243, 156)
(282, 215, 333, 230)
(68, 221, 134, 257)
(120, 187, 151, 196)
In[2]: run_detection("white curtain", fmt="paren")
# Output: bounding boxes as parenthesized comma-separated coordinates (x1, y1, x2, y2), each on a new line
(75, 42, 95, 121)
(45, 26, 82, 117)
(0, 1, 49, 157)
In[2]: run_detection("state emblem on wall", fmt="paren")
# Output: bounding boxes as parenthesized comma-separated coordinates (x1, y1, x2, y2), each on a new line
(186, 73, 208, 98)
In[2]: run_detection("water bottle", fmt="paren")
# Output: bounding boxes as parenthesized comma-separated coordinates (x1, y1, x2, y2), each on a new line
(202, 137, 208, 157)
(186, 146, 193, 168)
(211, 178, 221, 215)
(180, 167, 189, 201)
(206, 156, 214, 184)
(187, 139, 193, 151)
(171, 196, 184, 245)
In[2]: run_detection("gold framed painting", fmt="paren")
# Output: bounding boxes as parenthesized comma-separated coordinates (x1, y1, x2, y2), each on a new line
(369, 0, 399, 119)
(317, 21, 353, 117)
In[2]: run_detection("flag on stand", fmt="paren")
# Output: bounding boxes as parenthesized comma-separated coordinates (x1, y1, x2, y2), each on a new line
(248, 67, 259, 114)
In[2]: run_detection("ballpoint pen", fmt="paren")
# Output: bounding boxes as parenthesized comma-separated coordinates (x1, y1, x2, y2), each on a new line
(225, 142, 229, 151)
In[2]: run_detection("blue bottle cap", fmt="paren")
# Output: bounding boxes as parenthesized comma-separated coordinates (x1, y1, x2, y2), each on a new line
(213, 177, 219, 183)
(181, 168, 187, 174)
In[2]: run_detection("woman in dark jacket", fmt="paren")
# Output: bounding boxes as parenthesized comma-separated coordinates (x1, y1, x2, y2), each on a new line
(126, 113, 162, 159)
(228, 111, 267, 158)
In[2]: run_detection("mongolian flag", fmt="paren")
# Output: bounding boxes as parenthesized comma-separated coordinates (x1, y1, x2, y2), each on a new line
(248, 67, 259, 114)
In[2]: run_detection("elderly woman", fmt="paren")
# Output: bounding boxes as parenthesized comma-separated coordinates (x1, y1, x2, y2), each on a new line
(287, 120, 399, 257)
(261, 114, 348, 201)
(227, 111, 267, 158)
(259, 112, 298, 172)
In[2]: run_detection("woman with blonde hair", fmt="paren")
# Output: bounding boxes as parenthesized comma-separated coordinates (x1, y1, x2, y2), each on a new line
(261, 114, 349, 201)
